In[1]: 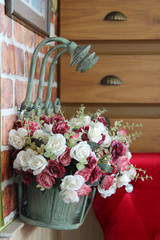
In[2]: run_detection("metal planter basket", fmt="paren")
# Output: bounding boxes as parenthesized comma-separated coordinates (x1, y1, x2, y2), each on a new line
(18, 183, 96, 230)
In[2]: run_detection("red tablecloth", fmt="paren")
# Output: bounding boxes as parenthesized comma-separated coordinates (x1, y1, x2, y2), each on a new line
(93, 153, 160, 240)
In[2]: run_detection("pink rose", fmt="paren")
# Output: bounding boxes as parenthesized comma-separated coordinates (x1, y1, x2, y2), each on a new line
(50, 115, 63, 123)
(89, 166, 102, 185)
(40, 115, 51, 125)
(86, 155, 97, 170)
(58, 148, 71, 166)
(75, 167, 92, 182)
(111, 140, 126, 160)
(116, 156, 129, 172)
(37, 168, 55, 189)
(76, 183, 91, 197)
(22, 171, 34, 185)
(118, 128, 127, 136)
(100, 175, 115, 190)
(47, 160, 65, 179)
(52, 122, 69, 135)
(28, 121, 40, 135)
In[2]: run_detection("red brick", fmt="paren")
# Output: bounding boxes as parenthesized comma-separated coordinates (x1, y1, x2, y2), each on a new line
(15, 80, 28, 106)
(14, 21, 34, 48)
(45, 61, 51, 81)
(0, 4, 12, 37)
(34, 56, 41, 80)
(25, 51, 32, 77)
(1, 42, 24, 75)
(1, 78, 13, 109)
(2, 184, 17, 218)
(1, 151, 13, 182)
(2, 115, 17, 145)
(34, 34, 48, 55)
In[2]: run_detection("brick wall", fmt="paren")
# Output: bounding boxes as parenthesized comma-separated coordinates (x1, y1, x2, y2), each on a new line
(0, 0, 57, 226)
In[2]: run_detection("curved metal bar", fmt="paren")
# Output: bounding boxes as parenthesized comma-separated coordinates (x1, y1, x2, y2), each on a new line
(21, 37, 70, 111)
(34, 44, 66, 115)
(45, 48, 68, 115)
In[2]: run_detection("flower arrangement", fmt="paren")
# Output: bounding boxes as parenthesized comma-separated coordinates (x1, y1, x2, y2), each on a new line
(8, 106, 150, 204)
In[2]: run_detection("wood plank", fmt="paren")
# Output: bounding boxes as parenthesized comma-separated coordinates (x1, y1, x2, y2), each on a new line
(60, 0, 160, 40)
(60, 55, 160, 104)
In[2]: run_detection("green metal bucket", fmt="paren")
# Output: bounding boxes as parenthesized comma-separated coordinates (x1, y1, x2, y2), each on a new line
(18, 183, 96, 230)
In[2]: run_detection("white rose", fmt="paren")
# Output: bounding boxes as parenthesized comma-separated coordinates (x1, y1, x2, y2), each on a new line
(44, 123, 53, 133)
(14, 148, 35, 171)
(17, 128, 28, 138)
(83, 116, 91, 126)
(45, 134, 66, 157)
(8, 129, 25, 149)
(33, 129, 44, 139)
(70, 141, 91, 162)
(60, 175, 85, 190)
(98, 180, 117, 198)
(117, 172, 131, 188)
(28, 155, 48, 175)
(126, 151, 132, 161)
(102, 131, 112, 147)
(69, 117, 81, 127)
(13, 157, 21, 170)
(88, 126, 102, 143)
(128, 166, 137, 180)
(60, 189, 79, 203)
(94, 122, 106, 132)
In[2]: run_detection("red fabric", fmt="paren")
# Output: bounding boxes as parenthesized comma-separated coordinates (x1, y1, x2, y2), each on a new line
(93, 153, 160, 240)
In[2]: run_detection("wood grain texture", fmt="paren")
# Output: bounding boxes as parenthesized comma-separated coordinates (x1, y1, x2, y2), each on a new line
(60, 55, 160, 104)
(60, 0, 160, 40)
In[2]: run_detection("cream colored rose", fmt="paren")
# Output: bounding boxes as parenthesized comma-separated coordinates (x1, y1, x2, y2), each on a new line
(28, 155, 48, 175)
(117, 172, 131, 188)
(102, 131, 112, 147)
(98, 180, 117, 198)
(88, 126, 102, 143)
(60, 175, 85, 191)
(69, 117, 81, 128)
(45, 134, 66, 157)
(13, 148, 35, 171)
(44, 124, 53, 133)
(94, 121, 106, 132)
(83, 116, 91, 126)
(70, 141, 91, 162)
(8, 129, 25, 149)
(17, 128, 28, 138)
(33, 129, 50, 144)
(128, 165, 137, 180)
(60, 189, 79, 203)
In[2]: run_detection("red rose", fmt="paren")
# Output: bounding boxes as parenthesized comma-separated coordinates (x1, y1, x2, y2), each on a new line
(76, 183, 91, 197)
(28, 121, 40, 135)
(15, 120, 25, 129)
(40, 115, 51, 125)
(58, 148, 71, 166)
(75, 167, 92, 182)
(100, 175, 114, 190)
(50, 115, 63, 123)
(89, 166, 102, 185)
(111, 140, 126, 160)
(47, 160, 65, 179)
(98, 116, 108, 127)
(22, 171, 34, 185)
(86, 155, 97, 170)
(37, 168, 55, 189)
(52, 122, 69, 135)
(78, 126, 89, 141)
